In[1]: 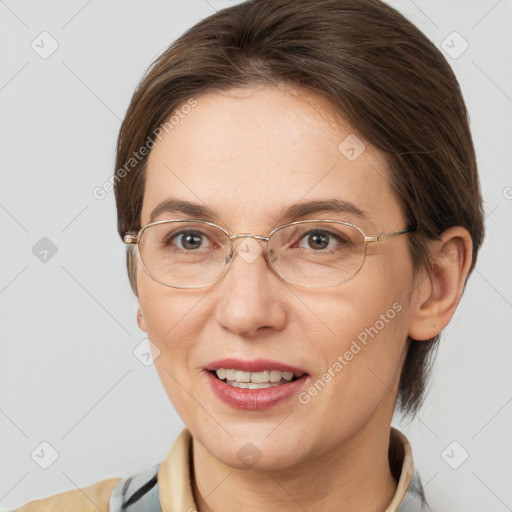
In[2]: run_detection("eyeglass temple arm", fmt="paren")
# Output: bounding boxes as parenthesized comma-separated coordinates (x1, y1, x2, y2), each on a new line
(365, 226, 418, 243)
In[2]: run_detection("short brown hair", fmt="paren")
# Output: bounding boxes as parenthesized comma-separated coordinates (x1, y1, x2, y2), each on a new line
(114, 0, 484, 415)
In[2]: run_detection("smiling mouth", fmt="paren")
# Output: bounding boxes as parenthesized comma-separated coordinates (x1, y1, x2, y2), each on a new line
(210, 368, 305, 389)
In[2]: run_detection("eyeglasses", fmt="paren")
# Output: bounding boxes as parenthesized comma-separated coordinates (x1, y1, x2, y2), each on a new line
(124, 219, 418, 289)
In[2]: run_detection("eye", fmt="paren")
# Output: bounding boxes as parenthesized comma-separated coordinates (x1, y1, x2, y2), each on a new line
(298, 229, 349, 251)
(166, 230, 211, 250)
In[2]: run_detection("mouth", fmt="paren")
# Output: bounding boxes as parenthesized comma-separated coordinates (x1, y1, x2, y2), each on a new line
(209, 368, 305, 389)
(204, 358, 309, 409)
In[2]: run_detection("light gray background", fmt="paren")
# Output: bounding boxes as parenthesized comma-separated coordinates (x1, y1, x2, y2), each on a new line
(1, 1, 511, 510)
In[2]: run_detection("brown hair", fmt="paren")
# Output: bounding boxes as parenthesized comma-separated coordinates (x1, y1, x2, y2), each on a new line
(114, 0, 484, 415)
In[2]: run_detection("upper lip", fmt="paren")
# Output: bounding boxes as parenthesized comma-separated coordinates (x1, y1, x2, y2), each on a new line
(205, 358, 308, 375)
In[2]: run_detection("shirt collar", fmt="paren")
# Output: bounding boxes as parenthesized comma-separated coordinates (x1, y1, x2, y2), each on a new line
(157, 427, 419, 512)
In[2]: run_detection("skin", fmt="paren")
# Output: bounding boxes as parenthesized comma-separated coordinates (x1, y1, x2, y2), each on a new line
(135, 84, 473, 512)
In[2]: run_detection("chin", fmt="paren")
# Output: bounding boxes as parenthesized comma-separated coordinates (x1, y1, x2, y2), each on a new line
(200, 427, 312, 471)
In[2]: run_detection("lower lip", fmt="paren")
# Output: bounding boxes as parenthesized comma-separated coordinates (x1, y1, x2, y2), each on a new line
(206, 371, 309, 410)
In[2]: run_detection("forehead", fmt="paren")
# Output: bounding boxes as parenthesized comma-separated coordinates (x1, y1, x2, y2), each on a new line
(142, 85, 403, 231)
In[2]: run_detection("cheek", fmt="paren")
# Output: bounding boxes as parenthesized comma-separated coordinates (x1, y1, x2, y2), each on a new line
(136, 271, 204, 361)
(294, 293, 410, 439)
(137, 275, 209, 423)
(302, 253, 413, 397)
(302, 285, 409, 378)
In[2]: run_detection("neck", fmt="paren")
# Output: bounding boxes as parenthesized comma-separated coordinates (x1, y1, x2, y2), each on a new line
(192, 419, 398, 512)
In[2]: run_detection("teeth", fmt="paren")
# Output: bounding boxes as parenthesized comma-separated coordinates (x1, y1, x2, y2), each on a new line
(251, 370, 270, 383)
(269, 370, 282, 383)
(228, 381, 279, 389)
(214, 368, 301, 384)
(235, 370, 251, 382)
(225, 369, 237, 381)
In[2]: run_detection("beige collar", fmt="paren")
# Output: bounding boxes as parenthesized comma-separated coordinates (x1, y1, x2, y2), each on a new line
(158, 427, 414, 512)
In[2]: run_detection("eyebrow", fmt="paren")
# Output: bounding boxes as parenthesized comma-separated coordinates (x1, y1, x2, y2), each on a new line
(148, 197, 368, 225)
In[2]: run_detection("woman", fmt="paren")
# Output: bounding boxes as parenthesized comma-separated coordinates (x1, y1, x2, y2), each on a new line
(15, 0, 483, 510)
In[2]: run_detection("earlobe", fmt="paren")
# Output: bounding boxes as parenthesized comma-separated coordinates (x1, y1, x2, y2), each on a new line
(137, 307, 147, 333)
(408, 226, 473, 341)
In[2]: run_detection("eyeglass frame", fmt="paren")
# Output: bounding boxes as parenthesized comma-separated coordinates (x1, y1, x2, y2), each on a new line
(123, 219, 419, 289)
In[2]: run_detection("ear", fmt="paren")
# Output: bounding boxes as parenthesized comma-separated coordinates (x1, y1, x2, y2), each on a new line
(408, 226, 473, 341)
(137, 306, 147, 333)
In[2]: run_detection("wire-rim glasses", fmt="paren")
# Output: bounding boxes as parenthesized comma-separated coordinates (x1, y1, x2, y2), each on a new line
(124, 219, 418, 289)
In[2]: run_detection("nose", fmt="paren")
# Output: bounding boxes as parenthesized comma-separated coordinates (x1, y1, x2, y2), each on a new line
(213, 237, 287, 338)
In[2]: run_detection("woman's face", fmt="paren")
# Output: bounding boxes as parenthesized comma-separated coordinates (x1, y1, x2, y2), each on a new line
(137, 84, 418, 470)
